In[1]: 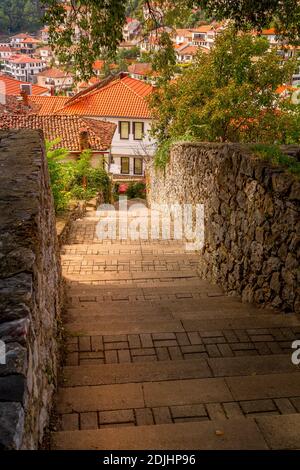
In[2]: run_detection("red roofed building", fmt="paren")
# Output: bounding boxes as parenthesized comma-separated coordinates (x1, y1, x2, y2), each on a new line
(37, 67, 74, 93)
(176, 44, 209, 63)
(35, 73, 156, 178)
(0, 114, 116, 156)
(0, 73, 49, 98)
(261, 28, 278, 45)
(0, 45, 12, 59)
(28, 95, 70, 114)
(128, 63, 158, 84)
(2, 55, 46, 82)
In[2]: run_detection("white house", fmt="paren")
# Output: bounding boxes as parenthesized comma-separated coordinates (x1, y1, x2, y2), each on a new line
(10, 34, 40, 56)
(174, 29, 193, 45)
(36, 45, 54, 64)
(261, 28, 279, 45)
(37, 67, 74, 93)
(0, 46, 12, 59)
(123, 18, 141, 42)
(2, 55, 46, 82)
(29, 73, 156, 179)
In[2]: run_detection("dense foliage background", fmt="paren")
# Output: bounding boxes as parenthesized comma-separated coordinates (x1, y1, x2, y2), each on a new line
(0, 0, 43, 35)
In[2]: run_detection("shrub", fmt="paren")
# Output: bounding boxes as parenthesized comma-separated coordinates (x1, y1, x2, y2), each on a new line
(126, 182, 146, 199)
(251, 144, 300, 176)
(46, 141, 110, 213)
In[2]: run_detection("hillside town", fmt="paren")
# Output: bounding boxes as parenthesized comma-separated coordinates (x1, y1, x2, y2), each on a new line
(0, 6, 300, 183)
(0, 0, 300, 455)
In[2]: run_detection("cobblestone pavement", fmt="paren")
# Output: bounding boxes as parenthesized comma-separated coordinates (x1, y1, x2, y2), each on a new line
(52, 203, 300, 450)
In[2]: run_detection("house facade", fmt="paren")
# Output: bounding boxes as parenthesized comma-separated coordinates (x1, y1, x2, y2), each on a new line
(0, 114, 116, 170)
(0, 46, 13, 59)
(2, 55, 46, 82)
(29, 74, 156, 179)
(37, 68, 74, 93)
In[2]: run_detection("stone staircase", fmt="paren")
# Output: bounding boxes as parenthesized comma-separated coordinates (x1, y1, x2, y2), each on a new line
(51, 203, 300, 450)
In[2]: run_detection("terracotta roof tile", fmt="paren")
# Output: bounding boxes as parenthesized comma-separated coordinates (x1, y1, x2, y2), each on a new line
(28, 96, 70, 114)
(52, 74, 153, 118)
(128, 63, 152, 75)
(8, 54, 44, 64)
(37, 68, 73, 78)
(0, 114, 116, 151)
(177, 45, 209, 56)
(0, 74, 49, 96)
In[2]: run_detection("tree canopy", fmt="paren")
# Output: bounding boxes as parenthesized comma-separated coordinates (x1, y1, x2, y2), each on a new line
(0, 0, 43, 35)
(149, 28, 300, 167)
(41, 0, 300, 80)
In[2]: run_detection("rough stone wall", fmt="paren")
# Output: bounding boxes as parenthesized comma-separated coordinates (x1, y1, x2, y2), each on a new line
(0, 130, 61, 449)
(148, 143, 300, 313)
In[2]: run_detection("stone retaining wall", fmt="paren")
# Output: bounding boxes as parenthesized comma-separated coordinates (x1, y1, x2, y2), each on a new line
(0, 130, 61, 449)
(147, 143, 300, 313)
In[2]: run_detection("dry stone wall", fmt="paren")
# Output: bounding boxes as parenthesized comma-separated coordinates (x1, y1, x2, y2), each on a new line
(148, 143, 300, 313)
(0, 130, 61, 449)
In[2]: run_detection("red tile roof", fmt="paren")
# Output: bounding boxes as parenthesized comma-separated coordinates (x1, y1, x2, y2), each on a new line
(21, 37, 40, 44)
(8, 55, 43, 64)
(93, 60, 117, 71)
(0, 74, 49, 96)
(28, 96, 70, 114)
(37, 67, 73, 79)
(193, 25, 212, 33)
(11, 33, 28, 39)
(177, 45, 209, 56)
(0, 115, 116, 151)
(52, 74, 154, 119)
(128, 63, 153, 76)
(175, 29, 193, 36)
(261, 28, 276, 35)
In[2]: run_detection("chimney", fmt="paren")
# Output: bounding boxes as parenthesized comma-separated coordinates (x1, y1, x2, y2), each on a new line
(79, 129, 90, 151)
(20, 89, 29, 106)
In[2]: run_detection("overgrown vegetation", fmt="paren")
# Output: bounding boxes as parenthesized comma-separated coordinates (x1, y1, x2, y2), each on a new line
(46, 139, 110, 213)
(150, 28, 300, 167)
(251, 144, 300, 176)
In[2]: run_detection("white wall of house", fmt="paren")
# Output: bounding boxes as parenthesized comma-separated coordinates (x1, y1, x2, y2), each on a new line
(37, 75, 74, 91)
(0, 50, 12, 59)
(86, 115, 156, 176)
(3, 59, 46, 82)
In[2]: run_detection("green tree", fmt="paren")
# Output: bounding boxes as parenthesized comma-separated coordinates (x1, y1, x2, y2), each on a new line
(150, 28, 299, 167)
(152, 31, 177, 84)
(198, 0, 300, 44)
(0, 0, 43, 34)
(42, 0, 300, 79)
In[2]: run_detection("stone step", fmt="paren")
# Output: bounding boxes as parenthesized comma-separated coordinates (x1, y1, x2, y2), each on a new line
(66, 281, 220, 297)
(64, 269, 199, 282)
(66, 320, 184, 335)
(65, 315, 300, 336)
(51, 418, 269, 450)
(55, 377, 233, 415)
(65, 298, 266, 315)
(64, 312, 173, 322)
(56, 373, 300, 416)
(61, 253, 200, 262)
(64, 308, 294, 324)
(61, 244, 191, 254)
(61, 356, 298, 387)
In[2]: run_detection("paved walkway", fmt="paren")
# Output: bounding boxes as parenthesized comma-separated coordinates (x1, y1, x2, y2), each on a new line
(51, 201, 300, 450)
